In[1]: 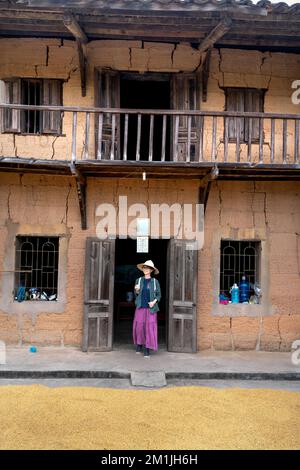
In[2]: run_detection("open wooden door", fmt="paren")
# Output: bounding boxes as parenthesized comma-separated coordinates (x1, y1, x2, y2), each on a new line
(171, 74, 201, 162)
(95, 69, 120, 160)
(83, 238, 115, 352)
(167, 239, 198, 352)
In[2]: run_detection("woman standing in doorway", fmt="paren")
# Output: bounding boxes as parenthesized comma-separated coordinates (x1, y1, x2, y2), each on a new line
(133, 260, 161, 358)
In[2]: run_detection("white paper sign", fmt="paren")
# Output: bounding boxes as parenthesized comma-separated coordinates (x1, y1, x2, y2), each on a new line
(136, 236, 149, 253)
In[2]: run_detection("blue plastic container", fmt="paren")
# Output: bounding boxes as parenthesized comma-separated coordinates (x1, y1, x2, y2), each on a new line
(29, 346, 37, 353)
(239, 276, 250, 303)
(230, 284, 239, 303)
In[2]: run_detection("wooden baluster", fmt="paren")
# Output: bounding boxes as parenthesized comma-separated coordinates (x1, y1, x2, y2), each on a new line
(110, 114, 116, 160)
(174, 115, 179, 162)
(149, 114, 154, 161)
(123, 113, 128, 160)
(295, 119, 299, 164)
(136, 113, 141, 161)
(282, 119, 287, 163)
(198, 116, 204, 162)
(187, 115, 191, 162)
(224, 117, 229, 163)
(71, 111, 77, 162)
(270, 118, 275, 164)
(259, 117, 264, 163)
(84, 112, 90, 160)
(97, 113, 103, 160)
(236, 117, 240, 163)
(247, 117, 252, 163)
(211, 116, 217, 162)
(161, 114, 167, 162)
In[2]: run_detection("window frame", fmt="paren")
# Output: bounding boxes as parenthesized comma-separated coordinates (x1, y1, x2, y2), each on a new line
(223, 87, 265, 143)
(1, 77, 63, 136)
(14, 235, 60, 302)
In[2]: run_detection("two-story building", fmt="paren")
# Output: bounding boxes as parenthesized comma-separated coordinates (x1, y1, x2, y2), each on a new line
(0, 0, 299, 353)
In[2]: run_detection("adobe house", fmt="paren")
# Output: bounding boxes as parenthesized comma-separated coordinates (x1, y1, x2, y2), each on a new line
(0, 0, 299, 353)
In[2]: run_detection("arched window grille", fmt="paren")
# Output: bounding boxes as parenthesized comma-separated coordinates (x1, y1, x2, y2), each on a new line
(220, 240, 261, 300)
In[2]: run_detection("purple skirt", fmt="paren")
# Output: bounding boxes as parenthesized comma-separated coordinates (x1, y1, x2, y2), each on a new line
(132, 307, 158, 351)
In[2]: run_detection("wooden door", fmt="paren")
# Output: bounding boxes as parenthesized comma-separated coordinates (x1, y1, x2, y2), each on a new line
(171, 74, 201, 162)
(95, 69, 120, 159)
(167, 239, 198, 352)
(83, 238, 115, 351)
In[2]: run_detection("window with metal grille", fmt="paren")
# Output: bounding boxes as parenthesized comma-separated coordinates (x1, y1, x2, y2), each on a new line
(220, 240, 261, 303)
(14, 236, 59, 301)
(1, 78, 62, 134)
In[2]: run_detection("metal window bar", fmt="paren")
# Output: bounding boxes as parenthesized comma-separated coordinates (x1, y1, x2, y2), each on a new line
(15, 236, 59, 301)
(22, 80, 41, 134)
(220, 240, 259, 300)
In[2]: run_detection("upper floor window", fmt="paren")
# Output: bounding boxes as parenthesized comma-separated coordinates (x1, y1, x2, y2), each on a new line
(225, 88, 265, 142)
(0, 78, 62, 135)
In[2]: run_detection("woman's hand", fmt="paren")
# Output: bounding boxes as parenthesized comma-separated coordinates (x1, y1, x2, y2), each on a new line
(148, 300, 157, 308)
(134, 284, 140, 293)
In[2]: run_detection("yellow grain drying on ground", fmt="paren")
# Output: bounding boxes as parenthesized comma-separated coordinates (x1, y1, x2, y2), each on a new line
(0, 385, 299, 450)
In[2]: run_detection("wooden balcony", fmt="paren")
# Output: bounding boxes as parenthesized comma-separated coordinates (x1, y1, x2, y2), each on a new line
(0, 104, 300, 180)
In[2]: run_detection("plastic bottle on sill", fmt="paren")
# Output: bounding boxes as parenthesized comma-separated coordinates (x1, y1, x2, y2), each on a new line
(239, 275, 250, 303)
(230, 283, 239, 304)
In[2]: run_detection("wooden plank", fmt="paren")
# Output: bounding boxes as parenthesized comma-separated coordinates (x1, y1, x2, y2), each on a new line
(197, 18, 232, 55)
(259, 117, 264, 163)
(110, 113, 116, 160)
(149, 114, 154, 162)
(198, 116, 204, 162)
(187, 115, 191, 163)
(236, 117, 240, 163)
(123, 113, 128, 160)
(270, 118, 275, 163)
(161, 114, 167, 162)
(247, 117, 252, 163)
(84, 112, 90, 160)
(71, 111, 77, 162)
(63, 13, 88, 43)
(97, 113, 103, 160)
(211, 115, 217, 161)
(174, 115, 179, 162)
(136, 113, 141, 161)
(295, 120, 299, 164)
(224, 116, 229, 163)
(283, 119, 287, 164)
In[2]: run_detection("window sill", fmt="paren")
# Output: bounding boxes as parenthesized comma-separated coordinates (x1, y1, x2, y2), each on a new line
(212, 302, 271, 317)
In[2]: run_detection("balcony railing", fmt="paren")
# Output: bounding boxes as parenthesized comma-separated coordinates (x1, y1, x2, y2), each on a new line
(1, 104, 299, 166)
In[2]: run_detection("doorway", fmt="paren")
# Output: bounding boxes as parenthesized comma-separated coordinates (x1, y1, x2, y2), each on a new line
(120, 73, 171, 161)
(113, 238, 169, 349)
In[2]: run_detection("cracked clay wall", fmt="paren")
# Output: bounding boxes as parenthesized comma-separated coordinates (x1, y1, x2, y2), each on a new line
(0, 173, 299, 351)
(0, 39, 299, 160)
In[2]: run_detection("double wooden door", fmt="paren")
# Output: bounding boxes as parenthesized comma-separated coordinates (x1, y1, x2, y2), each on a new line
(83, 238, 197, 352)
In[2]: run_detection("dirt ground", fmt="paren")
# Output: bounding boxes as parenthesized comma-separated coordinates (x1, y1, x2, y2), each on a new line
(0, 385, 299, 450)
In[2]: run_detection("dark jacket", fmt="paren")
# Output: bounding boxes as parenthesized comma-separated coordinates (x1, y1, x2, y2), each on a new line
(134, 276, 161, 313)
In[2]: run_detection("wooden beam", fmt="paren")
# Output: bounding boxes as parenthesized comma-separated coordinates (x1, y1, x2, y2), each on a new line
(63, 13, 88, 96)
(198, 166, 219, 214)
(198, 18, 232, 55)
(201, 49, 211, 102)
(70, 163, 87, 230)
(63, 13, 88, 44)
(77, 39, 87, 97)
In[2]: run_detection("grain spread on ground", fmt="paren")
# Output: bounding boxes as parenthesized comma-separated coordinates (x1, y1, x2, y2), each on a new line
(0, 385, 299, 450)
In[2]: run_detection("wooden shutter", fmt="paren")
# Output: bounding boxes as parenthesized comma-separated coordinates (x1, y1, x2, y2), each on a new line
(95, 70, 120, 159)
(167, 239, 198, 352)
(245, 89, 263, 141)
(171, 74, 201, 161)
(226, 88, 245, 141)
(0, 79, 21, 133)
(83, 238, 115, 352)
(42, 79, 62, 134)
